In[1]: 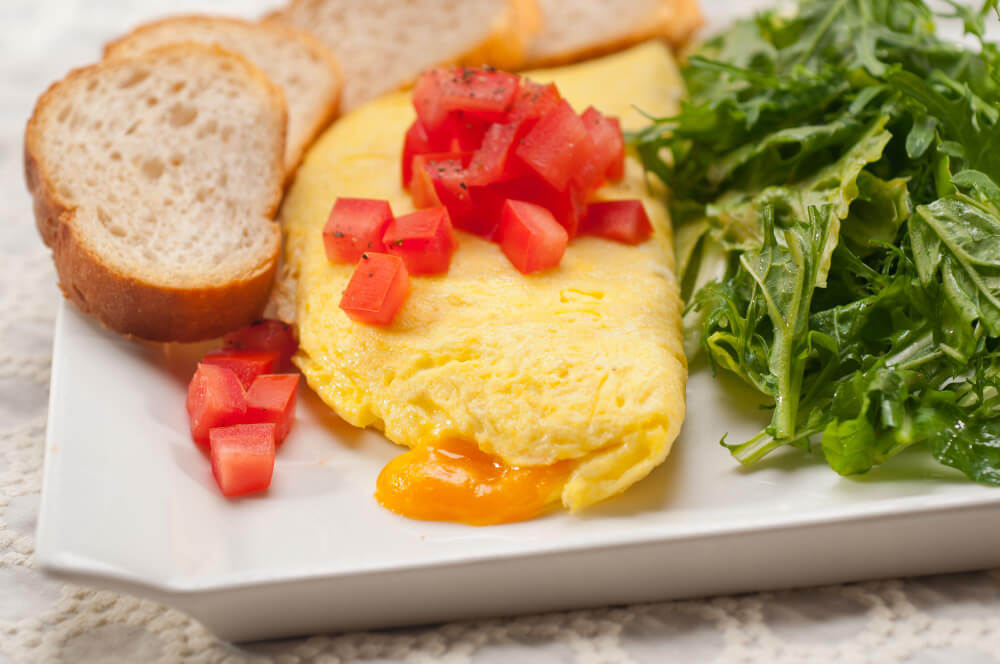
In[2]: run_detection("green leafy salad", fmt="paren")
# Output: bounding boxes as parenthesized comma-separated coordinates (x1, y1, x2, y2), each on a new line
(634, 0, 1000, 483)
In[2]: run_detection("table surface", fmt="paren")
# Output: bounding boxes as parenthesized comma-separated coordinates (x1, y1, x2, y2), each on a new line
(3, 0, 1000, 662)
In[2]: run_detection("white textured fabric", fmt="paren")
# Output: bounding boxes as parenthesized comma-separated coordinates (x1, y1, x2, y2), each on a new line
(3, 0, 1000, 662)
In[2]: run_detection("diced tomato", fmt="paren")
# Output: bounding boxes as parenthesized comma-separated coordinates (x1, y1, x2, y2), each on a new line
(209, 424, 276, 498)
(201, 350, 280, 390)
(409, 153, 475, 223)
(413, 69, 450, 131)
(340, 253, 411, 325)
(428, 112, 491, 152)
(516, 100, 596, 192)
(414, 66, 519, 129)
(581, 200, 653, 245)
(467, 121, 530, 187)
(507, 80, 562, 126)
(581, 107, 626, 183)
(383, 207, 456, 274)
(223, 320, 298, 372)
(243, 374, 299, 444)
(322, 198, 393, 263)
(186, 364, 246, 445)
(402, 120, 433, 187)
(483, 177, 587, 238)
(498, 200, 569, 274)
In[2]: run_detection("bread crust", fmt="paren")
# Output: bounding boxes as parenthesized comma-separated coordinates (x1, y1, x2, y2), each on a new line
(104, 15, 342, 179)
(522, 0, 704, 69)
(25, 44, 286, 342)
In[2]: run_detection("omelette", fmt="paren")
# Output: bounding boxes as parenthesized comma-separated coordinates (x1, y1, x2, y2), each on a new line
(279, 42, 687, 524)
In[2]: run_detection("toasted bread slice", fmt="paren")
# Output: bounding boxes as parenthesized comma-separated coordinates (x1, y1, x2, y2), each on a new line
(25, 44, 286, 342)
(266, 0, 541, 111)
(523, 0, 703, 68)
(105, 15, 341, 176)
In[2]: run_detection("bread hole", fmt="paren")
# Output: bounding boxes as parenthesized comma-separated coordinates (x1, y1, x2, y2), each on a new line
(119, 69, 150, 88)
(220, 126, 234, 143)
(146, 96, 158, 107)
(86, 79, 98, 92)
(169, 153, 184, 167)
(171, 81, 186, 94)
(110, 151, 122, 162)
(124, 120, 141, 135)
(92, 120, 103, 131)
(218, 172, 228, 187)
(197, 119, 218, 138)
(167, 103, 197, 128)
(140, 157, 164, 180)
(56, 106, 71, 123)
(195, 187, 213, 203)
(58, 184, 73, 199)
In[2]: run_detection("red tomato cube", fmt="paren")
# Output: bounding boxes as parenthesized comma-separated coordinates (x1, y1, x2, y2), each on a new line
(429, 112, 491, 152)
(581, 107, 626, 184)
(516, 100, 596, 192)
(467, 121, 530, 187)
(402, 120, 433, 187)
(443, 66, 521, 121)
(499, 200, 569, 274)
(186, 364, 246, 445)
(383, 207, 456, 275)
(413, 69, 450, 131)
(339, 253, 411, 325)
(201, 350, 280, 390)
(581, 200, 653, 245)
(209, 424, 276, 498)
(323, 198, 394, 263)
(409, 152, 474, 224)
(507, 80, 562, 126)
(486, 177, 587, 238)
(243, 374, 299, 443)
(223, 320, 298, 372)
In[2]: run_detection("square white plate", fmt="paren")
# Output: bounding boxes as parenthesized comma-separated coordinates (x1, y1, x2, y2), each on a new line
(36, 300, 1000, 641)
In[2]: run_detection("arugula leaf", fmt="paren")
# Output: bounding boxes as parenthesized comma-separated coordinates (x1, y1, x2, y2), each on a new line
(636, 0, 1000, 485)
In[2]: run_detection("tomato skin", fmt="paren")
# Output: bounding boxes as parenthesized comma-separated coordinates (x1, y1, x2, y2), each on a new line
(401, 120, 433, 188)
(222, 320, 297, 372)
(209, 423, 276, 498)
(241, 374, 299, 443)
(201, 350, 280, 390)
(580, 107, 626, 184)
(581, 200, 653, 245)
(323, 198, 394, 263)
(186, 364, 246, 445)
(515, 100, 596, 192)
(383, 207, 456, 275)
(339, 253, 411, 325)
(414, 67, 519, 131)
(498, 200, 569, 274)
(428, 112, 491, 152)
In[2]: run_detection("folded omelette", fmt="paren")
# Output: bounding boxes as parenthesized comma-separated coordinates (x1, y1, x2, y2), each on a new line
(279, 42, 687, 523)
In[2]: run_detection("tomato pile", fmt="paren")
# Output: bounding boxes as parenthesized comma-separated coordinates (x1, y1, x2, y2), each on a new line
(330, 65, 655, 326)
(185, 320, 300, 497)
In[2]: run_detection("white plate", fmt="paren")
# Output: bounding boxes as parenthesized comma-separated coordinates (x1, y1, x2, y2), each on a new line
(36, 301, 1000, 641)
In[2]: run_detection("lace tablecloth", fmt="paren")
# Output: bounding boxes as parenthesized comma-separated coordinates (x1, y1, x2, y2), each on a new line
(3, 1, 1000, 661)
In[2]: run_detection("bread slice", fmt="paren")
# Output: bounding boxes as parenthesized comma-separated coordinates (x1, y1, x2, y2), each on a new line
(266, 0, 541, 111)
(25, 44, 287, 342)
(104, 15, 341, 176)
(523, 0, 704, 68)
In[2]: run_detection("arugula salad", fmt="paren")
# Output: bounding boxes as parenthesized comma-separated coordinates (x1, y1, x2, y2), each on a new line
(636, 0, 1000, 483)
